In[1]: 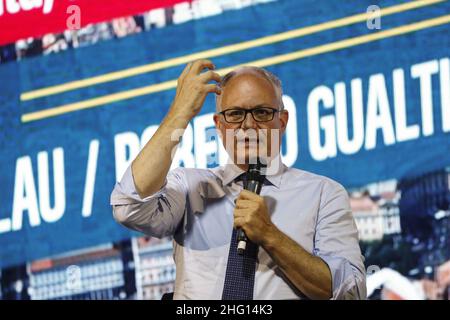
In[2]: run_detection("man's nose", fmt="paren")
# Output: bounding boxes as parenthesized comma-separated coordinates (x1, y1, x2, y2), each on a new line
(241, 111, 258, 129)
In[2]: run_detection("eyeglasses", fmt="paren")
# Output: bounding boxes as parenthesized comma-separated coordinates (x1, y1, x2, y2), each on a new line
(218, 107, 280, 123)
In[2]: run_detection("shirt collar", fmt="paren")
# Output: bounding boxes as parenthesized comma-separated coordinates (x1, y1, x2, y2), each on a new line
(221, 156, 286, 188)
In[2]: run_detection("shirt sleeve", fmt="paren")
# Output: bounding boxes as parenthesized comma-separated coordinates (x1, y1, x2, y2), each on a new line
(110, 165, 188, 238)
(313, 179, 367, 300)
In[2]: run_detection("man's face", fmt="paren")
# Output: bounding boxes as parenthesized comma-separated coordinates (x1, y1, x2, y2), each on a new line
(213, 73, 289, 166)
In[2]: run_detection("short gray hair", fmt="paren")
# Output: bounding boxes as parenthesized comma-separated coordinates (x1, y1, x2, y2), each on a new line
(215, 66, 284, 111)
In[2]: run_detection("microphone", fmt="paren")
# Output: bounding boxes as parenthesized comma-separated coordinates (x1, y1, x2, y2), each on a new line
(237, 158, 266, 255)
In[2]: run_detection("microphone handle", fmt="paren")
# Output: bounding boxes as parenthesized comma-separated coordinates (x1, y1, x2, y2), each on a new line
(237, 179, 263, 255)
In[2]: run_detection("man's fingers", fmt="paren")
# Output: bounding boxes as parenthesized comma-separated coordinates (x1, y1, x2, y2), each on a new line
(178, 62, 192, 82)
(204, 84, 222, 95)
(238, 189, 261, 200)
(190, 59, 214, 75)
(234, 208, 246, 217)
(235, 199, 254, 209)
(233, 216, 245, 229)
(199, 70, 221, 83)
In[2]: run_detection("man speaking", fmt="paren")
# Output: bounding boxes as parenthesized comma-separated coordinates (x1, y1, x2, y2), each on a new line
(110, 60, 366, 300)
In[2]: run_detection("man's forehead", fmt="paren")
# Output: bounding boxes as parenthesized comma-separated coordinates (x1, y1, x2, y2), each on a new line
(220, 74, 277, 105)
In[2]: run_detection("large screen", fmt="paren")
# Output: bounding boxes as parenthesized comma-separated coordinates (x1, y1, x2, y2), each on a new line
(0, 0, 449, 300)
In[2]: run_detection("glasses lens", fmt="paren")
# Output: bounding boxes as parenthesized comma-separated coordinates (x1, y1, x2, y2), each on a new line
(224, 109, 245, 123)
(253, 108, 274, 121)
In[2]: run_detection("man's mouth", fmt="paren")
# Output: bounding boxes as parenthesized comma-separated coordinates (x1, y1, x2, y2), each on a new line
(238, 137, 259, 146)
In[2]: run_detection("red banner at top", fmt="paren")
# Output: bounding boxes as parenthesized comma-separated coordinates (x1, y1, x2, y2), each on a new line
(0, 0, 187, 46)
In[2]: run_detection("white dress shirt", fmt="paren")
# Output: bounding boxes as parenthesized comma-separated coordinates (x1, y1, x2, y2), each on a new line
(110, 161, 366, 299)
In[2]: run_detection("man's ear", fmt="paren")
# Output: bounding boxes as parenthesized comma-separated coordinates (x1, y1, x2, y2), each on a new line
(279, 110, 289, 134)
(213, 113, 224, 141)
(213, 113, 221, 130)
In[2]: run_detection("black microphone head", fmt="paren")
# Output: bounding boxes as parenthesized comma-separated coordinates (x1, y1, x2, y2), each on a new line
(245, 158, 266, 193)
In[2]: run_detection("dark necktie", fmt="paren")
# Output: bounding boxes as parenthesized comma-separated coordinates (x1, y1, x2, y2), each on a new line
(221, 174, 259, 300)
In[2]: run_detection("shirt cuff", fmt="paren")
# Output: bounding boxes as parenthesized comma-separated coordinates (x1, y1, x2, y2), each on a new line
(317, 253, 365, 300)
